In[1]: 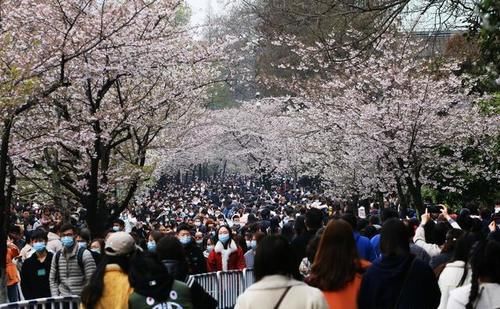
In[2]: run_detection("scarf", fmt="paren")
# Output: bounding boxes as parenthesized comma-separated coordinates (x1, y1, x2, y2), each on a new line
(214, 239, 238, 271)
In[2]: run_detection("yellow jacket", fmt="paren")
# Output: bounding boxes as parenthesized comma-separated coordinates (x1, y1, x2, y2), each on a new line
(81, 264, 133, 309)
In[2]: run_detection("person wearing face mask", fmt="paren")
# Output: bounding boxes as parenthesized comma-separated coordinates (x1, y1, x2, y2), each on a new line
(21, 229, 53, 300)
(207, 225, 246, 272)
(177, 224, 207, 274)
(204, 237, 216, 259)
(194, 217, 207, 233)
(90, 238, 105, 266)
(216, 214, 226, 227)
(194, 232, 204, 248)
(49, 223, 96, 297)
(76, 230, 90, 250)
(147, 231, 164, 253)
(77, 229, 101, 266)
(244, 232, 265, 269)
(111, 219, 125, 233)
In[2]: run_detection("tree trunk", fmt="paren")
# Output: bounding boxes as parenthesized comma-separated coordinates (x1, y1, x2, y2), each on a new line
(222, 160, 227, 180)
(404, 174, 424, 214)
(44, 148, 65, 210)
(0, 119, 13, 302)
(85, 152, 103, 236)
(396, 177, 408, 217)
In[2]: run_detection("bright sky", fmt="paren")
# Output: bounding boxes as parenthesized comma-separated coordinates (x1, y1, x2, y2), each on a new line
(185, 0, 467, 31)
(186, 0, 229, 25)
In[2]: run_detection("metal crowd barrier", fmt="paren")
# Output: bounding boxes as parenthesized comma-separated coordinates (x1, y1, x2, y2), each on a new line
(0, 296, 80, 309)
(187, 268, 255, 309)
(187, 271, 220, 300)
(242, 268, 254, 289)
(3, 269, 254, 309)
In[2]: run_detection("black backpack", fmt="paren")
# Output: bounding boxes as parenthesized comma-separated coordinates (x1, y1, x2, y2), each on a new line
(54, 247, 88, 283)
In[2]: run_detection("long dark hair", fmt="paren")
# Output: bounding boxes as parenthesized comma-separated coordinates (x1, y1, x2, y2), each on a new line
(216, 225, 233, 249)
(254, 235, 294, 282)
(81, 255, 131, 309)
(308, 219, 362, 291)
(450, 232, 479, 287)
(441, 228, 463, 253)
(465, 238, 500, 309)
(380, 218, 410, 256)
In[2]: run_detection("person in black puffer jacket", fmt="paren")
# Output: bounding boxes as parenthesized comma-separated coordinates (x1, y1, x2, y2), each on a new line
(177, 224, 207, 275)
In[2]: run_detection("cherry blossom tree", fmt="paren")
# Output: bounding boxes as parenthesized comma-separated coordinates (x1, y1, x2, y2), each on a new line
(153, 98, 311, 185)
(262, 34, 500, 212)
(2, 0, 224, 240)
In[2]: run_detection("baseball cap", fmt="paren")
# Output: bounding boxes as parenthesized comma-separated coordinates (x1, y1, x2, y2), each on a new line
(105, 232, 135, 256)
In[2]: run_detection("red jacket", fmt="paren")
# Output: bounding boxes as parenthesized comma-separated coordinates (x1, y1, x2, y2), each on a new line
(206, 240, 246, 272)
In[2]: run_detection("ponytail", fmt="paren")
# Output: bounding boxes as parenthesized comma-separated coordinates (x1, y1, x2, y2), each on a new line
(465, 240, 485, 309)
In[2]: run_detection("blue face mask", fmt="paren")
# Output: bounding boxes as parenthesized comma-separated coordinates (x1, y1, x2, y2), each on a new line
(218, 234, 230, 243)
(33, 241, 46, 253)
(78, 242, 87, 249)
(250, 240, 257, 250)
(147, 241, 156, 252)
(112, 226, 120, 232)
(61, 236, 74, 248)
(179, 236, 191, 245)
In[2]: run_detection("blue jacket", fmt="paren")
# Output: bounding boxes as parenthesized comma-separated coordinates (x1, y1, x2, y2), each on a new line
(370, 234, 381, 258)
(355, 232, 377, 262)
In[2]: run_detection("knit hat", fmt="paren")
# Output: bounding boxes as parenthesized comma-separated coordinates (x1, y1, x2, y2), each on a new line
(105, 232, 135, 256)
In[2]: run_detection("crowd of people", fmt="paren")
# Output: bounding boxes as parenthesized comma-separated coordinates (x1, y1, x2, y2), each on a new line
(5, 175, 500, 308)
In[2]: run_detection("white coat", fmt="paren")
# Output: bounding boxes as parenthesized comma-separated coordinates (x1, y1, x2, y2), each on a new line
(413, 225, 441, 257)
(447, 283, 500, 309)
(235, 274, 328, 309)
(437, 261, 471, 309)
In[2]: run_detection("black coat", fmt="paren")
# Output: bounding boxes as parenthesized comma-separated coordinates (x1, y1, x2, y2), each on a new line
(184, 242, 207, 274)
(20, 252, 53, 300)
(290, 229, 317, 278)
(358, 254, 440, 309)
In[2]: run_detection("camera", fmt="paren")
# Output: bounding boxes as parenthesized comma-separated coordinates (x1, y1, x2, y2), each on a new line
(492, 212, 500, 226)
(426, 204, 444, 214)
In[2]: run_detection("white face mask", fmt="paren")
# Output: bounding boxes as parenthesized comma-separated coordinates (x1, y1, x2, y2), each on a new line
(206, 245, 214, 252)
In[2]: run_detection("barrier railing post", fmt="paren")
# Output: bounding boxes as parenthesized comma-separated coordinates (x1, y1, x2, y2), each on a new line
(216, 270, 246, 309)
(242, 268, 254, 290)
(0, 296, 80, 309)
